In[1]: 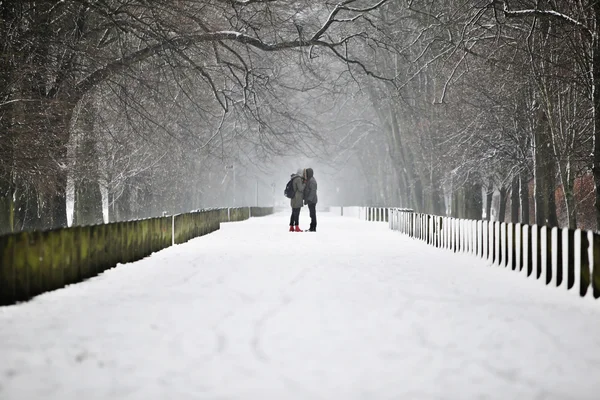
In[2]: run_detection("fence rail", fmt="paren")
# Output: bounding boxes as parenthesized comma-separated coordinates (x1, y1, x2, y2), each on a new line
(331, 206, 600, 300)
(0, 206, 273, 306)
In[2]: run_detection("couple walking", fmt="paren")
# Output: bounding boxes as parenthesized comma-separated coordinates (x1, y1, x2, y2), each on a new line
(289, 168, 317, 232)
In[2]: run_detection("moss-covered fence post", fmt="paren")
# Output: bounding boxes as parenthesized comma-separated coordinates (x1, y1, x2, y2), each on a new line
(88, 225, 99, 277)
(40, 230, 60, 294)
(105, 223, 116, 271)
(63, 228, 79, 286)
(77, 226, 91, 281)
(0, 234, 15, 305)
(12, 232, 30, 301)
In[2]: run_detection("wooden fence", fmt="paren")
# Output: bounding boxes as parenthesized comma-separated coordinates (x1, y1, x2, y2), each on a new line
(330, 206, 410, 222)
(0, 206, 273, 305)
(385, 208, 600, 300)
(331, 206, 599, 300)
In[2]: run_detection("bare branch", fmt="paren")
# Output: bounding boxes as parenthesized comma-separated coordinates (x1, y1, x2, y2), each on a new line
(76, 23, 392, 101)
(311, 0, 390, 41)
(501, 1, 593, 39)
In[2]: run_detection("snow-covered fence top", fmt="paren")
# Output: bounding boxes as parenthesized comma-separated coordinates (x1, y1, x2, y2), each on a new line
(0, 206, 273, 306)
(361, 207, 598, 300)
(329, 206, 413, 221)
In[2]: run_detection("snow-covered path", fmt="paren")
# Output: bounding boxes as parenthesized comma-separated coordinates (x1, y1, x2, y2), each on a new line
(1, 212, 600, 400)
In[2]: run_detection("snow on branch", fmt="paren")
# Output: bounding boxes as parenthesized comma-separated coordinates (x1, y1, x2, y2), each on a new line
(341, 0, 390, 13)
(501, 1, 592, 38)
(75, 2, 392, 101)
(222, 0, 277, 5)
(311, 0, 389, 41)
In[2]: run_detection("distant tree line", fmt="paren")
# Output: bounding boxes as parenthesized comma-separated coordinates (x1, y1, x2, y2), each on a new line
(0, 0, 391, 234)
(2, 0, 599, 234)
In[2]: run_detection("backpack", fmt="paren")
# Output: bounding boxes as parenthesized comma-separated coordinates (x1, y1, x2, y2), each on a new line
(284, 178, 295, 199)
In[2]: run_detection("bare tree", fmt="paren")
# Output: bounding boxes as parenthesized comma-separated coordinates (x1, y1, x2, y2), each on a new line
(0, 0, 395, 233)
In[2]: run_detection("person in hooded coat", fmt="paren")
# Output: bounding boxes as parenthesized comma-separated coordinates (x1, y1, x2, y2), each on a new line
(289, 168, 305, 232)
(303, 167, 318, 232)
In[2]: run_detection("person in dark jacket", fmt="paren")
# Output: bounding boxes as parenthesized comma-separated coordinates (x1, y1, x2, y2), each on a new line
(303, 167, 318, 232)
(289, 168, 305, 232)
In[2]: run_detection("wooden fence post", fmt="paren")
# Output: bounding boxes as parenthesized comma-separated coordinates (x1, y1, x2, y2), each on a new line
(464, 219, 468, 253)
(78, 226, 92, 281)
(461, 219, 465, 252)
(64, 228, 79, 285)
(482, 220, 488, 259)
(458, 218, 463, 253)
(473, 220, 478, 254)
(467, 219, 471, 253)
(514, 223, 521, 271)
(428, 215, 432, 245)
(0, 234, 15, 305)
(487, 221, 493, 262)
(550, 227, 558, 286)
(471, 220, 477, 255)
(562, 228, 572, 289)
(416, 214, 420, 239)
(538, 226, 549, 285)
(531, 225, 539, 279)
(13, 232, 30, 302)
(39, 231, 55, 294)
(440, 217, 445, 248)
(493, 222, 500, 266)
(574, 229, 582, 294)
(89, 225, 98, 276)
(593, 233, 600, 298)
(524, 225, 532, 276)
(507, 223, 514, 269)
(500, 223, 506, 267)
(453, 218, 458, 253)
(580, 231, 592, 297)
(24, 231, 41, 298)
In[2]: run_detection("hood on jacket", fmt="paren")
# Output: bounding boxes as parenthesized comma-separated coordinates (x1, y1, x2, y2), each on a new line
(305, 168, 314, 180)
(295, 168, 304, 178)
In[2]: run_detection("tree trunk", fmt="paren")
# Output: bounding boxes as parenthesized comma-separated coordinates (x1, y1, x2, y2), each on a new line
(108, 190, 117, 222)
(51, 149, 69, 229)
(565, 172, 576, 229)
(386, 105, 420, 211)
(592, 6, 600, 231)
(113, 179, 133, 222)
(451, 186, 465, 219)
(498, 186, 508, 223)
(0, 104, 14, 235)
(520, 171, 530, 225)
(413, 177, 424, 213)
(14, 181, 42, 231)
(533, 107, 559, 227)
(0, 6, 15, 234)
(451, 188, 458, 217)
(465, 180, 483, 220)
(37, 100, 72, 230)
(134, 172, 153, 219)
(511, 175, 520, 224)
(0, 179, 14, 235)
(73, 99, 103, 226)
(430, 170, 444, 215)
(396, 167, 408, 208)
(485, 181, 494, 221)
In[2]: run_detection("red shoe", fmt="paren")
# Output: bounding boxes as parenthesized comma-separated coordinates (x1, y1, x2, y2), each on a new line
(294, 225, 303, 232)
(289, 226, 294, 232)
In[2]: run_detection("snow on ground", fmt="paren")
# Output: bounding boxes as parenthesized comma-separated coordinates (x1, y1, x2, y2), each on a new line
(1, 212, 600, 400)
